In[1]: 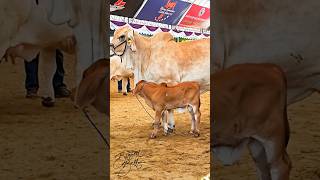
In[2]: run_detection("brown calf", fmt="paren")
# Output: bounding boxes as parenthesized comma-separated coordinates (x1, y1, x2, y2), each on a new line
(73, 58, 108, 114)
(212, 63, 291, 180)
(133, 80, 201, 139)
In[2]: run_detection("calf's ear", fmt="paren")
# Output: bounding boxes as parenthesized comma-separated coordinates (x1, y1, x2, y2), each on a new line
(132, 84, 140, 95)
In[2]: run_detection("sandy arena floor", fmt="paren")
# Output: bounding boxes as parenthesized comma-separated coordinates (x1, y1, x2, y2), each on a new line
(110, 81, 210, 179)
(213, 93, 320, 180)
(0, 56, 108, 179)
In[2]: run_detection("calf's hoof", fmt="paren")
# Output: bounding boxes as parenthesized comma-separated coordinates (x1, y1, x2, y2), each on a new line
(41, 97, 55, 107)
(122, 92, 128, 96)
(193, 132, 200, 137)
(189, 130, 200, 137)
(167, 128, 174, 134)
(149, 132, 157, 139)
(163, 129, 169, 136)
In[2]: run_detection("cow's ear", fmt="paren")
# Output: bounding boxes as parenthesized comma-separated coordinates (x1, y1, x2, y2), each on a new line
(127, 29, 136, 52)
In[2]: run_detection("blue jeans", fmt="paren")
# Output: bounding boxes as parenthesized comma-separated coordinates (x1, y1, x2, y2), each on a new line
(117, 79, 131, 92)
(25, 50, 66, 91)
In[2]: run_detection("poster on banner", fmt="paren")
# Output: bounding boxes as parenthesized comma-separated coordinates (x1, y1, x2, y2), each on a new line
(110, 0, 145, 17)
(134, 0, 191, 25)
(178, 4, 210, 28)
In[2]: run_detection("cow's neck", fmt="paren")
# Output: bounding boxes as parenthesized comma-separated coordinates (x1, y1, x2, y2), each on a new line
(139, 88, 155, 110)
(130, 33, 151, 80)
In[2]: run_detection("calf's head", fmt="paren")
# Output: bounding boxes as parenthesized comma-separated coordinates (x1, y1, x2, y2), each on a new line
(73, 58, 108, 114)
(133, 80, 146, 96)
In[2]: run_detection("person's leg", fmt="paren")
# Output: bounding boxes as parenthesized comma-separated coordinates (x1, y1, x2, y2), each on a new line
(118, 80, 122, 93)
(53, 50, 71, 98)
(126, 78, 131, 92)
(24, 54, 39, 98)
(52, 50, 65, 88)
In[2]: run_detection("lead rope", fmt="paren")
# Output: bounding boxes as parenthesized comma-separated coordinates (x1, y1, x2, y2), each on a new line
(135, 95, 155, 121)
(82, 109, 110, 148)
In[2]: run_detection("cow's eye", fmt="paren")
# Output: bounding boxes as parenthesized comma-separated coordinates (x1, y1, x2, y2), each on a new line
(119, 35, 125, 41)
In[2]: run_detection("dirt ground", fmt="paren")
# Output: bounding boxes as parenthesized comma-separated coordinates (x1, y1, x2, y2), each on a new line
(110, 81, 210, 179)
(0, 56, 107, 179)
(213, 93, 320, 180)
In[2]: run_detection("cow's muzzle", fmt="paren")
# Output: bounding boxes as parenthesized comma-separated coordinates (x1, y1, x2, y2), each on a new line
(110, 40, 127, 57)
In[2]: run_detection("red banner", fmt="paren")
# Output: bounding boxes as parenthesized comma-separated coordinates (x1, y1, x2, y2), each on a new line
(178, 4, 210, 28)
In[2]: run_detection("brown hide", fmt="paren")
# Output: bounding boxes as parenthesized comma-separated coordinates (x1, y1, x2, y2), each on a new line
(74, 58, 108, 114)
(211, 63, 291, 180)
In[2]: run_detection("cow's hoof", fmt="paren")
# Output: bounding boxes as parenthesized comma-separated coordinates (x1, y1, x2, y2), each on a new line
(122, 92, 128, 96)
(41, 97, 55, 107)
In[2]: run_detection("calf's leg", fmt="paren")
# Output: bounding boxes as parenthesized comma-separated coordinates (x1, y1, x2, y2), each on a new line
(258, 137, 291, 180)
(193, 105, 201, 137)
(248, 138, 271, 180)
(150, 110, 162, 139)
(162, 110, 169, 135)
(167, 109, 175, 133)
(187, 105, 196, 133)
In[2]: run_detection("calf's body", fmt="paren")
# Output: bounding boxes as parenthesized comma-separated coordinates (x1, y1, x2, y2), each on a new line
(212, 63, 291, 180)
(134, 80, 201, 138)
